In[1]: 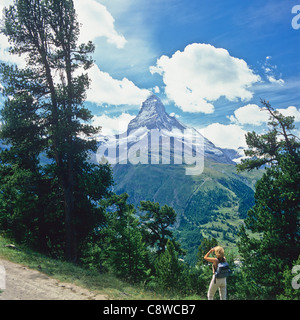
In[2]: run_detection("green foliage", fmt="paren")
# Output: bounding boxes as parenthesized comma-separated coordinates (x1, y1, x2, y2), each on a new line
(185, 188, 227, 224)
(79, 196, 184, 286)
(237, 100, 299, 172)
(153, 240, 184, 292)
(139, 200, 180, 254)
(0, 0, 113, 261)
(1, 2, 297, 301)
(103, 194, 149, 284)
(113, 161, 260, 264)
(217, 178, 255, 219)
(149, 240, 210, 296)
(237, 101, 300, 299)
(278, 255, 300, 300)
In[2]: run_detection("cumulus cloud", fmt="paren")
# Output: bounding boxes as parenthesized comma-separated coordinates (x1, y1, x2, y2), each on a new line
(170, 112, 180, 118)
(0, 0, 13, 14)
(0, 0, 26, 66)
(86, 65, 150, 106)
(150, 43, 260, 114)
(74, 0, 126, 48)
(277, 106, 300, 122)
(200, 123, 248, 150)
(0, 34, 26, 67)
(0, 0, 148, 107)
(229, 104, 300, 126)
(92, 112, 135, 136)
(229, 104, 270, 126)
(198, 104, 300, 151)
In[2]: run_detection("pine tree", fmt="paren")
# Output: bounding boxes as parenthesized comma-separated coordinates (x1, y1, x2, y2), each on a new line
(154, 240, 184, 292)
(237, 100, 300, 299)
(139, 200, 180, 254)
(0, 0, 112, 261)
(104, 194, 149, 283)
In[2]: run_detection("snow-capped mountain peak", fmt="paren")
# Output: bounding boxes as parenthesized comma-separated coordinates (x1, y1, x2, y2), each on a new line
(127, 94, 186, 133)
(95, 95, 241, 168)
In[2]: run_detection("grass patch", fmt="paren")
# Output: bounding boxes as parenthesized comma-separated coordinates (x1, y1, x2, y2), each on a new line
(0, 234, 202, 300)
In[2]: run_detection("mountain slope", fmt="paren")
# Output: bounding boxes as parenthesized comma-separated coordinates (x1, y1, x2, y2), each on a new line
(112, 160, 261, 264)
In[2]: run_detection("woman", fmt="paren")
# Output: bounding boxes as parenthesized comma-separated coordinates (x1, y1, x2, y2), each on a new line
(204, 246, 227, 300)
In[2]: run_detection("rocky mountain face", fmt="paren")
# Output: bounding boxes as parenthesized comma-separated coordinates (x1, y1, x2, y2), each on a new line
(127, 95, 187, 133)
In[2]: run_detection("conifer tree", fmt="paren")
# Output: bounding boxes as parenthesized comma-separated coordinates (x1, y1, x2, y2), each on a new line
(0, 0, 112, 261)
(139, 200, 180, 254)
(154, 240, 184, 292)
(237, 100, 300, 299)
(104, 194, 149, 283)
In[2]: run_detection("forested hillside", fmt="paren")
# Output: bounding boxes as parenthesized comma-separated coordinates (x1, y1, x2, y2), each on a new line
(113, 160, 261, 264)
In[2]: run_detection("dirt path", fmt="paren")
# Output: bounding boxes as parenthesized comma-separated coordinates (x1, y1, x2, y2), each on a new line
(0, 258, 108, 300)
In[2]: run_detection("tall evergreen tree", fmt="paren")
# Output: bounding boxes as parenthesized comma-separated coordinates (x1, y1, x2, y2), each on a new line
(0, 0, 112, 261)
(103, 193, 149, 283)
(139, 200, 180, 254)
(154, 240, 184, 292)
(237, 100, 300, 299)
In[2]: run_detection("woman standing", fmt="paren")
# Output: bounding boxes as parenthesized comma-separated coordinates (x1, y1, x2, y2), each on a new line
(204, 246, 227, 300)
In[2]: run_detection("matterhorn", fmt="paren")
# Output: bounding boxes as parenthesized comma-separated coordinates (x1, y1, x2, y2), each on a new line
(96, 94, 239, 167)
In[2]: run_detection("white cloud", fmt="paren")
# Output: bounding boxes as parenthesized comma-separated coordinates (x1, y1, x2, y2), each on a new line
(150, 43, 260, 114)
(0, 0, 13, 13)
(262, 56, 285, 86)
(0, 34, 26, 67)
(230, 104, 300, 126)
(86, 65, 150, 106)
(74, 0, 126, 48)
(200, 123, 248, 150)
(277, 106, 300, 122)
(229, 104, 270, 126)
(92, 113, 135, 136)
(267, 75, 285, 86)
(0, 0, 26, 67)
(216, 104, 300, 152)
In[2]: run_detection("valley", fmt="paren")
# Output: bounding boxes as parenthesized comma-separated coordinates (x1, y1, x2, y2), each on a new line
(112, 160, 261, 265)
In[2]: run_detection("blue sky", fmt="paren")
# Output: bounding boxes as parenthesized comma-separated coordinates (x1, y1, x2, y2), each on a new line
(0, 0, 300, 150)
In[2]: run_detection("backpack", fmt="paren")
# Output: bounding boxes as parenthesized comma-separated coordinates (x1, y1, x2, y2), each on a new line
(214, 261, 231, 283)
